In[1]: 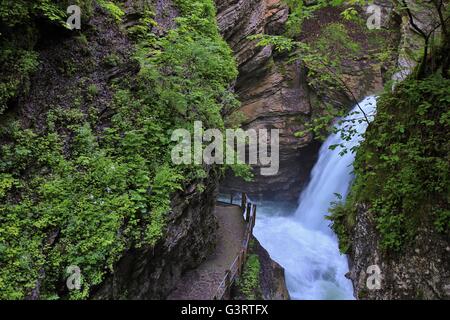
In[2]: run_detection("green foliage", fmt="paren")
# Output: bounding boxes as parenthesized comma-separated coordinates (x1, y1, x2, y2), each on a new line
(103, 53, 120, 68)
(0, 0, 95, 114)
(125, 7, 157, 41)
(97, 0, 124, 22)
(0, 0, 239, 299)
(0, 48, 39, 114)
(145, 165, 183, 246)
(0, 0, 66, 28)
(86, 84, 99, 97)
(255, 2, 390, 154)
(249, 34, 294, 52)
(332, 74, 450, 252)
(327, 193, 358, 254)
(228, 164, 254, 183)
(340, 6, 359, 21)
(252, 17, 385, 115)
(293, 22, 362, 95)
(237, 254, 261, 300)
(0, 173, 17, 198)
(283, 0, 368, 36)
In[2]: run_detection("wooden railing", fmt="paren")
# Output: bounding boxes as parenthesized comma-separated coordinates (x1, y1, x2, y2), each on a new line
(212, 193, 257, 300)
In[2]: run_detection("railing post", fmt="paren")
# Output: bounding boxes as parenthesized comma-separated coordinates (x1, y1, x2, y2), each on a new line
(237, 252, 242, 276)
(230, 193, 233, 205)
(241, 249, 246, 274)
(224, 270, 231, 299)
(241, 193, 247, 212)
(252, 204, 257, 229)
(246, 203, 251, 222)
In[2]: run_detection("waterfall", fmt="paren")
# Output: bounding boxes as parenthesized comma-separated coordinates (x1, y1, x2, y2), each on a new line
(253, 96, 377, 300)
(296, 96, 377, 232)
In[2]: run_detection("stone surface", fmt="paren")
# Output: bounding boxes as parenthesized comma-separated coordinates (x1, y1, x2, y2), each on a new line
(167, 203, 245, 300)
(347, 204, 450, 300)
(231, 236, 290, 300)
(252, 236, 290, 300)
(217, 0, 396, 201)
(93, 168, 220, 299)
(216, 0, 319, 201)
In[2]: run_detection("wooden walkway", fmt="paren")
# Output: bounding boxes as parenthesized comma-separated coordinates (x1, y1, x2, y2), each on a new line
(167, 194, 256, 300)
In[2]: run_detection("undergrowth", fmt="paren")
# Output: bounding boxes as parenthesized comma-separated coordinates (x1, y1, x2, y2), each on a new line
(0, 0, 241, 299)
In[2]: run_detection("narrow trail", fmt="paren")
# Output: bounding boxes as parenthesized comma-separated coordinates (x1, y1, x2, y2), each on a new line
(167, 203, 246, 300)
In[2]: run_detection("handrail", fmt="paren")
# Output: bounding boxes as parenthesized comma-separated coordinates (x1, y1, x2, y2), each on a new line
(212, 192, 257, 300)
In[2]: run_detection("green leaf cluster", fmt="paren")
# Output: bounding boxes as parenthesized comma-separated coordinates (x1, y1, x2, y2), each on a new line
(0, 0, 239, 299)
(237, 253, 261, 300)
(329, 74, 450, 252)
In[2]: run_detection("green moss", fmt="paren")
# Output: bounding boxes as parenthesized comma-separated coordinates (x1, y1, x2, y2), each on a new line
(331, 73, 450, 252)
(237, 254, 261, 300)
(0, 0, 239, 300)
(0, 1, 95, 113)
(103, 53, 120, 67)
(97, 0, 125, 23)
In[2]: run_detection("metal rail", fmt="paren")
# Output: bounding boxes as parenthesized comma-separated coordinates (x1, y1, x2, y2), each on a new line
(212, 193, 257, 300)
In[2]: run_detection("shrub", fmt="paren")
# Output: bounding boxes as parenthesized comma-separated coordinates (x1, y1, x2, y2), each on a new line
(237, 254, 261, 300)
(331, 74, 450, 252)
(0, 0, 241, 300)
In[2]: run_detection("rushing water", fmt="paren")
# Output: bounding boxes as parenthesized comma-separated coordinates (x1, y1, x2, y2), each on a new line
(253, 96, 377, 300)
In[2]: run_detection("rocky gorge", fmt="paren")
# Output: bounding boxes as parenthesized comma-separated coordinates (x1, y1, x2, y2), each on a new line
(217, 0, 449, 300)
(217, 0, 396, 201)
(0, 0, 448, 301)
(0, 0, 290, 300)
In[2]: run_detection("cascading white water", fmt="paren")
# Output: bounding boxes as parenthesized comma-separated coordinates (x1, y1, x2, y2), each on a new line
(253, 96, 377, 300)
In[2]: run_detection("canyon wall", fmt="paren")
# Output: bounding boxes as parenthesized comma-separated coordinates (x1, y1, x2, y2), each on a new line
(5, 1, 223, 299)
(347, 204, 450, 299)
(218, 0, 449, 301)
(90, 0, 289, 300)
(344, 1, 450, 300)
(217, 0, 318, 201)
(94, 167, 220, 299)
(93, 0, 288, 300)
(216, 0, 396, 201)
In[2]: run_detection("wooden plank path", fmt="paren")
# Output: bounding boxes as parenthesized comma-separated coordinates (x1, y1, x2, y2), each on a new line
(167, 194, 256, 300)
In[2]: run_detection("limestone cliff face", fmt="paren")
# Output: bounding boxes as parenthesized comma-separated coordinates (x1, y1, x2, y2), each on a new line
(216, 0, 318, 201)
(216, 0, 398, 201)
(231, 236, 290, 300)
(345, 1, 450, 300)
(347, 205, 450, 300)
(94, 168, 220, 299)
